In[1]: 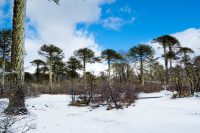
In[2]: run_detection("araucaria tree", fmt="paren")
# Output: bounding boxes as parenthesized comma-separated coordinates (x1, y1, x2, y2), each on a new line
(6, 0, 27, 114)
(31, 59, 45, 84)
(38, 44, 64, 93)
(153, 35, 177, 84)
(74, 48, 95, 93)
(178, 47, 194, 67)
(67, 56, 82, 79)
(129, 44, 154, 86)
(6, 0, 60, 114)
(101, 49, 121, 108)
(101, 49, 121, 82)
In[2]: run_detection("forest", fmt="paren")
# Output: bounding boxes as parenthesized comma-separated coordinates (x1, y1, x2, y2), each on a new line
(0, 0, 200, 133)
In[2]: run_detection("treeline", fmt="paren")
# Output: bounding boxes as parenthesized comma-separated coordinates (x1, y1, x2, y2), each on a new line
(1, 29, 200, 108)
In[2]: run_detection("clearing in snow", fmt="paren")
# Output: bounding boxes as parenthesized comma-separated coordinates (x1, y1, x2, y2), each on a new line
(0, 90, 200, 133)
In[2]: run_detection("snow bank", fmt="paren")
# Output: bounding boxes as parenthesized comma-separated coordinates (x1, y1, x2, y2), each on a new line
(1, 91, 200, 133)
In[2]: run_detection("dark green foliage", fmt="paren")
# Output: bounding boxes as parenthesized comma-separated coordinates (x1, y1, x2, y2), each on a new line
(74, 48, 95, 64)
(129, 44, 154, 85)
(31, 59, 45, 84)
(101, 49, 121, 62)
(38, 44, 64, 60)
(129, 44, 154, 60)
(178, 47, 194, 64)
(67, 56, 82, 79)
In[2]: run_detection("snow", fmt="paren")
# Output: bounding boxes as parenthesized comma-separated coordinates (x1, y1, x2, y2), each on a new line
(1, 91, 200, 133)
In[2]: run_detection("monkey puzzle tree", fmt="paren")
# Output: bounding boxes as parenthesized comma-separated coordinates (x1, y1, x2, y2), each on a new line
(52, 59, 66, 83)
(85, 72, 96, 104)
(101, 49, 121, 108)
(101, 49, 121, 82)
(153, 35, 176, 84)
(74, 48, 95, 92)
(177, 47, 195, 94)
(178, 47, 194, 67)
(129, 44, 154, 86)
(0, 29, 12, 95)
(38, 44, 64, 93)
(164, 36, 180, 68)
(7, 0, 60, 114)
(67, 56, 82, 79)
(31, 59, 45, 84)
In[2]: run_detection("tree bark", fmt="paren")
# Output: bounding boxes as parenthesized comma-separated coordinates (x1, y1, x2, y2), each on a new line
(140, 57, 144, 86)
(164, 45, 169, 84)
(36, 63, 39, 85)
(49, 53, 53, 93)
(107, 59, 118, 108)
(83, 57, 87, 94)
(0, 45, 6, 95)
(7, 0, 27, 114)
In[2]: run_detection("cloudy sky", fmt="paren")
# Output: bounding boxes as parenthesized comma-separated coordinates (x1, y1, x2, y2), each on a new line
(0, 0, 200, 73)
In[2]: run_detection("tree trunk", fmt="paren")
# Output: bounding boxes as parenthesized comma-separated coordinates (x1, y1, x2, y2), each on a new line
(169, 58, 172, 82)
(53, 64, 57, 83)
(122, 66, 126, 82)
(126, 64, 130, 81)
(140, 56, 144, 86)
(150, 67, 153, 83)
(49, 54, 53, 93)
(7, 0, 27, 114)
(36, 64, 39, 85)
(108, 60, 110, 81)
(0, 46, 6, 95)
(164, 45, 169, 84)
(83, 58, 87, 94)
(107, 59, 118, 109)
(169, 46, 172, 82)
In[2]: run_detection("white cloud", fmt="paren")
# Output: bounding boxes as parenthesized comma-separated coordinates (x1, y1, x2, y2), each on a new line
(173, 28, 200, 55)
(120, 6, 132, 14)
(101, 16, 135, 30)
(102, 17, 124, 30)
(22, 0, 114, 74)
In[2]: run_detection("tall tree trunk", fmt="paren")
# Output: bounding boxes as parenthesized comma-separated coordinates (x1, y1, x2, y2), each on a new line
(36, 64, 39, 85)
(164, 45, 169, 84)
(126, 64, 130, 81)
(7, 0, 27, 114)
(53, 64, 57, 83)
(107, 59, 118, 108)
(169, 58, 172, 82)
(122, 66, 126, 82)
(108, 60, 111, 82)
(83, 58, 87, 94)
(49, 54, 53, 93)
(1, 46, 6, 95)
(150, 67, 153, 83)
(169, 46, 172, 82)
(140, 57, 144, 86)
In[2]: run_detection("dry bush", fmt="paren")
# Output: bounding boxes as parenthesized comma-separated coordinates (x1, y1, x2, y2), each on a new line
(138, 82, 164, 93)
(69, 100, 87, 107)
(0, 103, 36, 133)
(0, 113, 36, 133)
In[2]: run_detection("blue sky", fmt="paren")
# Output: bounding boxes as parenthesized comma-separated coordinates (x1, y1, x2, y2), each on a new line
(77, 0, 200, 50)
(1, 0, 200, 51)
(0, 0, 200, 73)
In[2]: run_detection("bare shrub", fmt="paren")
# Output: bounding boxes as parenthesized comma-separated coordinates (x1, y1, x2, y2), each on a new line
(0, 113, 36, 133)
(0, 103, 36, 133)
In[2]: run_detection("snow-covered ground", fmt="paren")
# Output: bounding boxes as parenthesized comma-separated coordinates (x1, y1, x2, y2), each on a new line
(1, 90, 200, 133)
